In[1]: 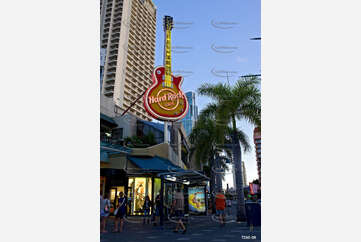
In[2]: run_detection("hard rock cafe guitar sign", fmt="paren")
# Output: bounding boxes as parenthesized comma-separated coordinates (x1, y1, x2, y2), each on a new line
(144, 16, 189, 121)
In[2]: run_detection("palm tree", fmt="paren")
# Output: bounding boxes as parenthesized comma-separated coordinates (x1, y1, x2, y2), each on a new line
(189, 104, 252, 213)
(198, 76, 260, 221)
(189, 107, 222, 213)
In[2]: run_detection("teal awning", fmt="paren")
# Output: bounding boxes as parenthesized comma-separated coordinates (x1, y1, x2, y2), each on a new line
(127, 156, 209, 185)
(127, 155, 183, 172)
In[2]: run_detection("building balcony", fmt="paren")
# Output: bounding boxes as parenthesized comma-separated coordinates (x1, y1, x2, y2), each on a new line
(110, 45, 119, 52)
(111, 31, 120, 37)
(113, 22, 121, 28)
(107, 62, 117, 68)
(112, 27, 121, 33)
(104, 85, 115, 90)
(114, 3, 122, 8)
(108, 51, 118, 58)
(106, 71, 116, 77)
(105, 77, 115, 83)
(113, 16, 122, 22)
(114, 8, 122, 14)
(113, 12, 122, 18)
(104, 90, 114, 97)
(110, 38, 120, 44)
(109, 52, 118, 59)
(107, 70, 117, 76)
(108, 58, 117, 64)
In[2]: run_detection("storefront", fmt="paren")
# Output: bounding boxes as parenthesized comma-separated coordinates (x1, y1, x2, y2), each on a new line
(100, 140, 132, 212)
(125, 155, 209, 219)
(100, 153, 209, 218)
(100, 168, 128, 210)
(126, 176, 161, 215)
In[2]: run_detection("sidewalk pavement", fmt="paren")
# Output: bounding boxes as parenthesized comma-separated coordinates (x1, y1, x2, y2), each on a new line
(100, 215, 261, 242)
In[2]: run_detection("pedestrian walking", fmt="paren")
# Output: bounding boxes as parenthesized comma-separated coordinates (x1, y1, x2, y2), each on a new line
(226, 198, 232, 216)
(173, 187, 186, 234)
(153, 194, 161, 226)
(100, 192, 111, 233)
(113, 192, 127, 232)
(143, 195, 153, 224)
(215, 191, 226, 226)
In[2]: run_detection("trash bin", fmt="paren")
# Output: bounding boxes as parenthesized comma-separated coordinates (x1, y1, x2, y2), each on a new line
(245, 202, 261, 227)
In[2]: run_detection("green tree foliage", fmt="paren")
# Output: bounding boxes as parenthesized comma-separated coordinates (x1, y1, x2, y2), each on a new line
(124, 132, 156, 148)
(197, 76, 261, 221)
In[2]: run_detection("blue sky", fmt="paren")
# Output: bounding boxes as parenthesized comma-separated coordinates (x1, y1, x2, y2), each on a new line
(152, 0, 261, 186)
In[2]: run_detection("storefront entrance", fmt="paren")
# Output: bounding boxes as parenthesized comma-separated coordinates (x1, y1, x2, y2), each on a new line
(110, 186, 124, 208)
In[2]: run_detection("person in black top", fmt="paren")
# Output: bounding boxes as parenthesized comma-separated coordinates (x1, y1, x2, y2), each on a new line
(113, 192, 127, 232)
(143, 196, 153, 224)
(153, 194, 161, 226)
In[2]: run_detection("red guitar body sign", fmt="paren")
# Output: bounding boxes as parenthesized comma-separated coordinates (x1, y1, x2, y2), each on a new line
(143, 15, 189, 121)
(144, 66, 188, 121)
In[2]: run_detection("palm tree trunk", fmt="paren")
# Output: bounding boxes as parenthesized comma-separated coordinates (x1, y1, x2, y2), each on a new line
(209, 157, 216, 213)
(232, 115, 247, 221)
(215, 153, 222, 193)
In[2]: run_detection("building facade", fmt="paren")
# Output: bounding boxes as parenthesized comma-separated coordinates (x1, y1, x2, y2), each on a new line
(100, 113, 191, 169)
(253, 127, 261, 185)
(232, 161, 247, 188)
(100, 0, 156, 120)
(242, 161, 247, 187)
(100, 112, 209, 218)
(181, 91, 198, 136)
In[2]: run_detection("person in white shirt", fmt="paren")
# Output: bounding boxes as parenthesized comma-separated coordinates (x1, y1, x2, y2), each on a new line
(172, 188, 186, 234)
(100, 192, 111, 233)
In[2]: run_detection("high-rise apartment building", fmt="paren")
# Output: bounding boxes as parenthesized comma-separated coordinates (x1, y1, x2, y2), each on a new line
(242, 161, 247, 187)
(181, 91, 198, 136)
(100, 0, 156, 120)
(254, 127, 261, 184)
(233, 161, 247, 188)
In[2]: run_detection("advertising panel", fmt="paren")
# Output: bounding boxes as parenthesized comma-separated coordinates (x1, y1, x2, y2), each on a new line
(188, 186, 205, 213)
(249, 183, 260, 195)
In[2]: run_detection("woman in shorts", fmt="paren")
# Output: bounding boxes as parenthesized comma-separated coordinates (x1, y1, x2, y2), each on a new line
(114, 192, 127, 232)
(100, 193, 110, 233)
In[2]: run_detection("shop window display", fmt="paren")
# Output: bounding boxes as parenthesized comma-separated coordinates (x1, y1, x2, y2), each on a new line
(154, 178, 161, 198)
(128, 177, 152, 215)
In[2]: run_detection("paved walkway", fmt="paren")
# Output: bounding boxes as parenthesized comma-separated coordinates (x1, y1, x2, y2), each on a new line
(100, 215, 261, 242)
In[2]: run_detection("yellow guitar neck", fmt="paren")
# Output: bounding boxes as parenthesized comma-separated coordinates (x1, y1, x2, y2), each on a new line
(164, 28, 172, 87)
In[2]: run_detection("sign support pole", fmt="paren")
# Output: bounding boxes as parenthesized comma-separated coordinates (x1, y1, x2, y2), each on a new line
(164, 121, 168, 143)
